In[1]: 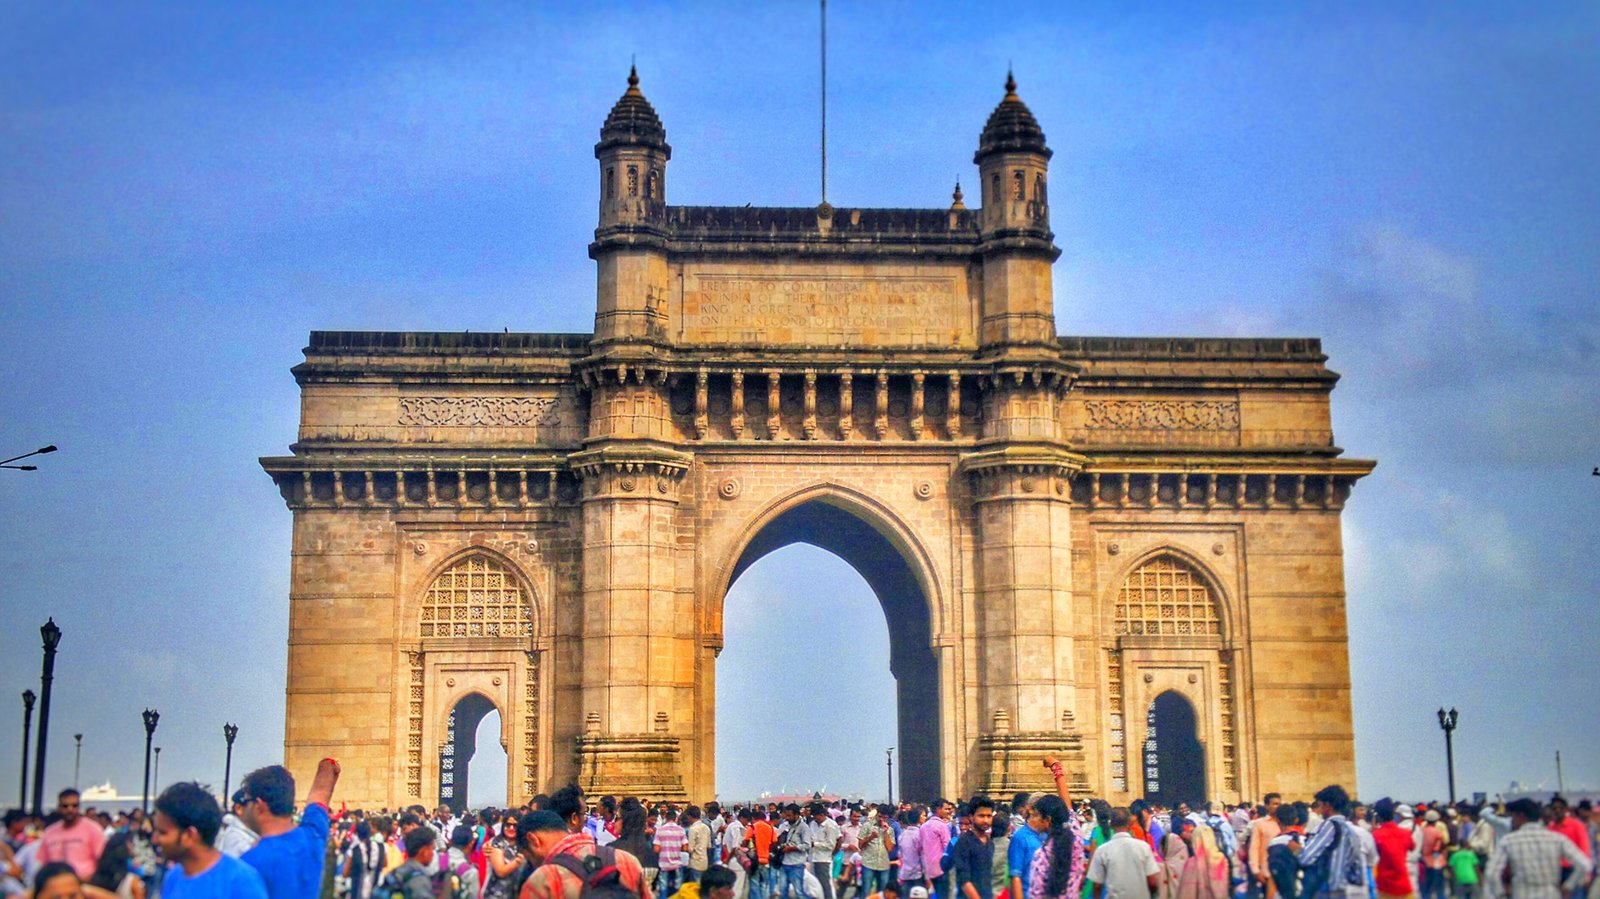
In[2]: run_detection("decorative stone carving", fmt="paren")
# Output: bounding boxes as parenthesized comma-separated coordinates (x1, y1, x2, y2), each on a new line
(398, 396, 561, 427)
(1083, 400, 1240, 431)
(914, 481, 933, 500)
(719, 478, 741, 500)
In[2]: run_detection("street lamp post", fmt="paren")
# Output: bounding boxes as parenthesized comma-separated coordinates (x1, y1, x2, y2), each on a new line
(1437, 707, 1459, 804)
(141, 709, 160, 814)
(18, 691, 35, 809)
(222, 723, 239, 802)
(31, 618, 62, 816)
(1, 445, 57, 472)
(885, 748, 895, 804)
(153, 748, 161, 796)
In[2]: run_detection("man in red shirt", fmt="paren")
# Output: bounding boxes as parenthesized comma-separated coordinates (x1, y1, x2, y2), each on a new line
(1371, 800, 1416, 899)
(35, 789, 106, 880)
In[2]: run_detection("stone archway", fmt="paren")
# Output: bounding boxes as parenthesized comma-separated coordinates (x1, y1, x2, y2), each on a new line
(440, 692, 499, 812)
(721, 494, 941, 801)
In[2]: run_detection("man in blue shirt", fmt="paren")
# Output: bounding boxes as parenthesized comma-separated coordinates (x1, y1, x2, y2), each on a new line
(151, 781, 268, 899)
(240, 757, 341, 899)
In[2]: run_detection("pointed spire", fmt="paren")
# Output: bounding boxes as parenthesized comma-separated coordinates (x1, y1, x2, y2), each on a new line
(1005, 68, 1017, 99)
(627, 62, 640, 95)
(951, 180, 966, 210)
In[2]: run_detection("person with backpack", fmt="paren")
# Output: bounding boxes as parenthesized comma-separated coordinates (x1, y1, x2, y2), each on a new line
(1266, 804, 1306, 899)
(379, 827, 438, 899)
(441, 826, 482, 899)
(1298, 787, 1373, 899)
(519, 791, 651, 899)
(342, 823, 386, 899)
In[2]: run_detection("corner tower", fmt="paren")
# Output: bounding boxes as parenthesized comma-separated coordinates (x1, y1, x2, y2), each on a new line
(974, 72, 1060, 349)
(591, 66, 672, 344)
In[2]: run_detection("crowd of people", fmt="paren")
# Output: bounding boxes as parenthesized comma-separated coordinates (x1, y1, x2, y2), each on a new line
(1, 754, 1595, 899)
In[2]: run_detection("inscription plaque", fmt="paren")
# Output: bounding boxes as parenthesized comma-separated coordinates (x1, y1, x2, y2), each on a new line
(684, 274, 969, 347)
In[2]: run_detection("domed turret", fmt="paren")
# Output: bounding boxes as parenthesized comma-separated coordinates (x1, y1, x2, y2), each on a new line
(595, 65, 671, 231)
(975, 71, 1051, 163)
(973, 71, 1051, 239)
(971, 71, 1060, 350)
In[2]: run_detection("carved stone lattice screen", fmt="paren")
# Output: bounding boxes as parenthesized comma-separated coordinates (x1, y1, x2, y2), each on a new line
(1114, 556, 1220, 637)
(420, 555, 533, 638)
(406, 652, 424, 798)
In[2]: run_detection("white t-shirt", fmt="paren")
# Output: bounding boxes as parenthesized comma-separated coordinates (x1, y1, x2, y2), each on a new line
(1086, 832, 1160, 899)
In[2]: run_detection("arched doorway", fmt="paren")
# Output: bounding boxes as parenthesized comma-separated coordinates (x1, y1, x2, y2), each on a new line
(440, 692, 498, 813)
(723, 496, 941, 800)
(1143, 691, 1205, 806)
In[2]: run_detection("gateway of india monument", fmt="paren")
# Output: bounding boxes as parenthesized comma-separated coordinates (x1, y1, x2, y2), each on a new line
(262, 67, 1373, 810)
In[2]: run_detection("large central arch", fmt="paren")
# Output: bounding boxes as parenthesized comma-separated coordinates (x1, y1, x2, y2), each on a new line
(719, 488, 943, 800)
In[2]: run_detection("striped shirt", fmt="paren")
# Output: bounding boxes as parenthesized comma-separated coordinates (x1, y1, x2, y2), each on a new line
(1484, 825, 1592, 899)
(1298, 815, 1367, 899)
(654, 821, 687, 871)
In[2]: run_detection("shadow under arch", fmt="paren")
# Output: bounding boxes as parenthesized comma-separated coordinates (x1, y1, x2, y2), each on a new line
(723, 486, 942, 800)
(441, 691, 498, 813)
(1144, 690, 1205, 806)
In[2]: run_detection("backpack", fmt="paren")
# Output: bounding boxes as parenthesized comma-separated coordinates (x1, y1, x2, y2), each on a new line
(548, 847, 637, 899)
(1267, 838, 1302, 899)
(379, 864, 432, 899)
(1301, 822, 1364, 899)
(433, 860, 475, 899)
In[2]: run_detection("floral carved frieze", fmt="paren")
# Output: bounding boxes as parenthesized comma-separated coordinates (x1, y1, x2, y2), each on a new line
(1083, 400, 1239, 431)
(398, 396, 561, 428)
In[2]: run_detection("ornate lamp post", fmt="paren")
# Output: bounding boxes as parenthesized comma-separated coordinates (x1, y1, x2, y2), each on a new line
(153, 747, 161, 796)
(18, 691, 35, 808)
(31, 618, 62, 816)
(73, 734, 83, 790)
(141, 709, 160, 814)
(222, 723, 239, 802)
(885, 747, 894, 804)
(1437, 707, 1459, 804)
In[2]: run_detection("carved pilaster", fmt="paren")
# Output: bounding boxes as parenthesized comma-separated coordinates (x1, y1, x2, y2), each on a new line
(910, 372, 925, 440)
(692, 370, 709, 440)
(730, 372, 745, 439)
(947, 372, 962, 438)
(803, 371, 818, 440)
(839, 372, 854, 439)
(873, 372, 889, 439)
(766, 370, 781, 439)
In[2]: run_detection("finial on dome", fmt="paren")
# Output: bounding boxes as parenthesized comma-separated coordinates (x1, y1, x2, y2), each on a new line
(627, 62, 640, 94)
(1005, 68, 1017, 99)
(951, 180, 966, 210)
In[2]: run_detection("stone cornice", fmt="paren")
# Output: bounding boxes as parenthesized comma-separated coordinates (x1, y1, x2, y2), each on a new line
(259, 455, 581, 511)
(958, 444, 1090, 478)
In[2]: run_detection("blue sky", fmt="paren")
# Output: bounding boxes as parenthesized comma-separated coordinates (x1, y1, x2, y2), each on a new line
(2, 1, 1596, 805)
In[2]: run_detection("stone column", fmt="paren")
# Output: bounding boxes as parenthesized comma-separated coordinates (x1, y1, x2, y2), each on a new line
(568, 363, 692, 801)
(960, 368, 1089, 794)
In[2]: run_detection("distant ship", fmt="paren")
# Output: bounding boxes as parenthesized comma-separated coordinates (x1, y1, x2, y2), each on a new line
(79, 782, 145, 804)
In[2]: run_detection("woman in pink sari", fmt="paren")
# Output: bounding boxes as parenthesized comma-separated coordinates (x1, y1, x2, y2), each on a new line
(1177, 824, 1230, 899)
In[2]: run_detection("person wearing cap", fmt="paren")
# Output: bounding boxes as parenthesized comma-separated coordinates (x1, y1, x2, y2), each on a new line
(1484, 799, 1590, 899)
(217, 790, 260, 859)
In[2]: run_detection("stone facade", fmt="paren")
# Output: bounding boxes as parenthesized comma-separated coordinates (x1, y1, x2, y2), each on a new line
(262, 70, 1373, 809)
